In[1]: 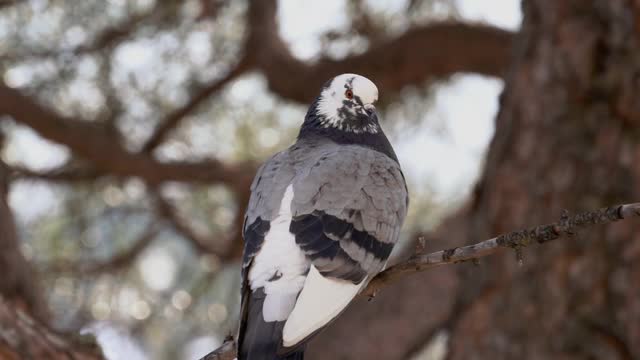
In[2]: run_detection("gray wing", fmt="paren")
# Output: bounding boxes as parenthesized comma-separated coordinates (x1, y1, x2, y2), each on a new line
(238, 142, 408, 353)
(238, 149, 297, 353)
(290, 144, 408, 283)
(242, 150, 296, 278)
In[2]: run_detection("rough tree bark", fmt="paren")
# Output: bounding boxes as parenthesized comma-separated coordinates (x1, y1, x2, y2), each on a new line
(447, 1, 640, 359)
(309, 0, 640, 359)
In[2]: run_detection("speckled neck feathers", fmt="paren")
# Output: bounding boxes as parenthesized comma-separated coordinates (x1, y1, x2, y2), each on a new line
(298, 98, 398, 162)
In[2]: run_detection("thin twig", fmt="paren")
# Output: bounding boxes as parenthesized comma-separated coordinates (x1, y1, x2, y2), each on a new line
(197, 202, 640, 360)
(362, 203, 640, 297)
(199, 337, 236, 360)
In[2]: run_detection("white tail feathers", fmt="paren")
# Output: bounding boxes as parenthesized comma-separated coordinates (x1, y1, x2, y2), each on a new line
(282, 265, 366, 347)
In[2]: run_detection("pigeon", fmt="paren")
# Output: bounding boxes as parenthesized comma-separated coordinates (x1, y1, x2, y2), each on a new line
(238, 73, 408, 360)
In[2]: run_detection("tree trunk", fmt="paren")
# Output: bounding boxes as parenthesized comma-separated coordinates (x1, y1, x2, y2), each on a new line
(448, 0, 640, 358)
(311, 0, 640, 359)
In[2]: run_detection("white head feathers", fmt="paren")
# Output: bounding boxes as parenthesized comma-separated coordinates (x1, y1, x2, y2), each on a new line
(315, 74, 379, 134)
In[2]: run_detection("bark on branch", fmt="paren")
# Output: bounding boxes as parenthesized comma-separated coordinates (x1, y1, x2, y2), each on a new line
(362, 203, 640, 297)
(197, 202, 640, 360)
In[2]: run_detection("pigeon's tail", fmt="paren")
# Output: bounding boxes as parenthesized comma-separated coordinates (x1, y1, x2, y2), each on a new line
(238, 289, 305, 360)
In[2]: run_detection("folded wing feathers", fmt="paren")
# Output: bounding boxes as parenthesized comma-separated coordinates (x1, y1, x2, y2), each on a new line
(240, 141, 408, 354)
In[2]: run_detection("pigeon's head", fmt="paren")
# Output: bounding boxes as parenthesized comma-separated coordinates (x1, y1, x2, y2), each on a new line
(308, 73, 380, 134)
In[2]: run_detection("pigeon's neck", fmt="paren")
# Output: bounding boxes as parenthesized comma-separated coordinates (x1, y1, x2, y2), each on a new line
(297, 100, 399, 162)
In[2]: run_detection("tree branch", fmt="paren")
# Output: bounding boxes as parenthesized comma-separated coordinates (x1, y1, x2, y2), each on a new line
(140, 56, 252, 154)
(0, 296, 104, 359)
(197, 202, 640, 360)
(139, 2, 514, 151)
(10, 165, 102, 183)
(0, 0, 19, 10)
(0, 84, 256, 185)
(154, 193, 237, 259)
(199, 337, 235, 360)
(74, 11, 153, 54)
(246, 0, 515, 103)
(362, 203, 640, 297)
(1, 1, 514, 161)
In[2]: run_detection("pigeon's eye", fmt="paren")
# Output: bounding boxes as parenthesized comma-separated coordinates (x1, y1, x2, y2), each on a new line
(345, 89, 354, 100)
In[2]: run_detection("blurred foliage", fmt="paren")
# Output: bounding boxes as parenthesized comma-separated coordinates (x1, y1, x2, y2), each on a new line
(0, 0, 487, 359)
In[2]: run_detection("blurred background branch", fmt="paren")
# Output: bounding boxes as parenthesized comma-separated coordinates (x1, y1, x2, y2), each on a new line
(45, 224, 161, 275)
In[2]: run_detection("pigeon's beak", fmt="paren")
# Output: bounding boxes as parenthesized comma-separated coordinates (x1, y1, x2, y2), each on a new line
(364, 103, 376, 116)
(363, 103, 378, 123)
